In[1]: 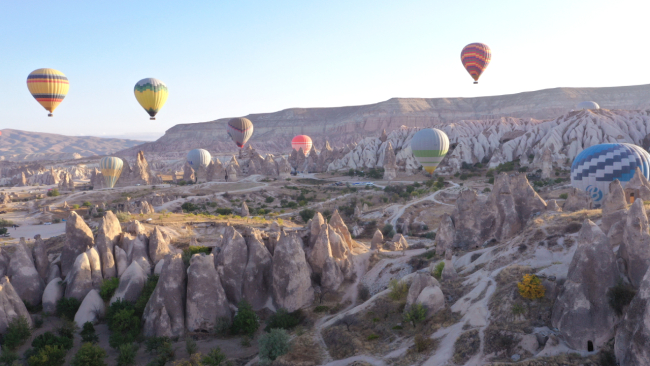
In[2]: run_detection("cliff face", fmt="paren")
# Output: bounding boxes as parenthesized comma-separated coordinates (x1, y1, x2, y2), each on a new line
(117, 84, 650, 157)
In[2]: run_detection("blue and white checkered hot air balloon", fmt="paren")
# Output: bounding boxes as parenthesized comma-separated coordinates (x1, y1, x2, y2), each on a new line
(570, 143, 650, 205)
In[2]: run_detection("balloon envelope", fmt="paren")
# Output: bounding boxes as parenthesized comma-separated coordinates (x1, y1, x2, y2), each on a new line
(187, 149, 212, 169)
(227, 118, 254, 148)
(134, 78, 168, 119)
(461, 43, 491, 83)
(571, 143, 650, 205)
(291, 135, 313, 154)
(27, 68, 69, 116)
(411, 128, 450, 174)
(577, 101, 600, 110)
(99, 157, 124, 189)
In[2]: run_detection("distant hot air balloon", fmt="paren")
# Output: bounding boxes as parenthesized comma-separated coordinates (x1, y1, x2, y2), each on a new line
(291, 135, 313, 154)
(27, 69, 69, 117)
(227, 118, 254, 148)
(461, 43, 491, 84)
(571, 143, 650, 206)
(411, 128, 450, 174)
(134, 78, 168, 120)
(577, 101, 600, 110)
(99, 156, 124, 189)
(187, 149, 212, 169)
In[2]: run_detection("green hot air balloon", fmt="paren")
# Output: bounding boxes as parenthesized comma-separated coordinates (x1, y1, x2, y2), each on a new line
(410, 128, 450, 174)
(99, 156, 124, 188)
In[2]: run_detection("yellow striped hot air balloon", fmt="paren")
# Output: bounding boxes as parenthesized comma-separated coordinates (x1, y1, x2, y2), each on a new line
(99, 156, 124, 189)
(134, 78, 168, 120)
(26, 69, 69, 117)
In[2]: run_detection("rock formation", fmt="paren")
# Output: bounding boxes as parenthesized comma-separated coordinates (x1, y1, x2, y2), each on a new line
(278, 156, 291, 178)
(183, 162, 195, 183)
(623, 167, 650, 202)
(619, 199, 650, 288)
(242, 231, 273, 310)
(186, 253, 231, 332)
(143, 253, 186, 338)
(615, 265, 650, 365)
(86, 247, 103, 290)
(563, 188, 592, 212)
(389, 234, 409, 251)
(148, 227, 171, 265)
(552, 220, 618, 351)
(540, 147, 553, 179)
(95, 211, 121, 278)
(0, 277, 33, 333)
(288, 148, 306, 171)
(272, 232, 314, 312)
(32, 235, 49, 282)
(241, 202, 249, 217)
(110, 261, 147, 304)
(65, 252, 94, 301)
(114, 246, 128, 277)
(215, 226, 248, 304)
(42, 278, 63, 314)
(74, 289, 105, 327)
(207, 159, 225, 181)
(329, 210, 354, 250)
(436, 214, 455, 256)
(114, 151, 160, 187)
(8, 243, 45, 306)
(601, 180, 628, 235)
(371, 230, 383, 251)
(61, 212, 94, 277)
(383, 142, 397, 180)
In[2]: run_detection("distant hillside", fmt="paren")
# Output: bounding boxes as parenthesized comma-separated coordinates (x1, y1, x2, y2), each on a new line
(117, 84, 650, 158)
(0, 129, 145, 162)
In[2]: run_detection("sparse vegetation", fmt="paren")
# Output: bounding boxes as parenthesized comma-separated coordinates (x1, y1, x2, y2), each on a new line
(182, 246, 211, 266)
(258, 328, 291, 365)
(99, 277, 120, 301)
(232, 300, 259, 336)
(388, 279, 409, 301)
(403, 304, 427, 326)
(202, 347, 227, 366)
(135, 274, 159, 317)
(185, 338, 198, 355)
(264, 308, 303, 332)
(299, 208, 315, 222)
(453, 329, 480, 364)
(3, 316, 31, 350)
(47, 189, 60, 197)
(559, 193, 568, 199)
(432, 261, 445, 279)
(314, 305, 329, 313)
(517, 274, 545, 300)
(106, 300, 141, 349)
(27, 345, 67, 366)
(117, 343, 138, 366)
(116, 212, 132, 222)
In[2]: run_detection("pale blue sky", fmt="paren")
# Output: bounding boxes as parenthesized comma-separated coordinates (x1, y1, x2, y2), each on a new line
(0, 0, 648, 140)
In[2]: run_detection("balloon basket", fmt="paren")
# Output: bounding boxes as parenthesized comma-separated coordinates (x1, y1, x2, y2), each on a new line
(48, 113, 53, 117)
(150, 117, 156, 120)
(473, 82, 478, 84)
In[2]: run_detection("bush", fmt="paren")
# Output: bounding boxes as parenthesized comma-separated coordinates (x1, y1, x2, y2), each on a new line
(381, 224, 394, 236)
(404, 304, 427, 327)
(258, 328, 291, 365)
(116, 212, 132, 222)
(3, 316, 31, 350)
(185, 338, 198, 355)
(117, 343, 138, 366)
(215, 208, 232, 215)
(414, 334, 431, 352)
(432, 261, 445, 280)
(264, 308, 303, 332)
(27, 345, 66, 366)
(358, 284, 370, 302)
(367, 334, 379, 340)
(459, 174, 468, 180)
(181, 202, 199, 212)
(607, 282, 637, 316)
(145, 337, 175, 366)
(214, 317, 231, 336)
(559, 193, 568, 199)
(25, 331, 73, 359)
(135, 274, 159, 317)
(47, 189, 60, 197)
(71, 343, 107, 366)
(82, 201, 92, 207)
(299, 209, 315, 223)
(99, 277, 120, 302)
(182, 246, 211, 266)
(265, 196, 275, 203)
(518, 167, 528, 172)
(72, 204, 80, 209)
(388, 279, 409, 301)
(0, 347, 18, 365)
(232, 300, 259, 336)
(313, 306, 329, 313)
(81, 322, 99, 344)
(483, 187, 491, 193)
(517, 274, 545, 300)
(202, 347, 227, 366)
(56, 297, 81, 320)
(106, 300, 140, 349)
(33, 316, 44, 329)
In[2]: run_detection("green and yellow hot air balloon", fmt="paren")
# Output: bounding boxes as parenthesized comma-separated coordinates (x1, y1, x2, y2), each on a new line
(410, 128, 449, 174)
(99, 156, 124, 189)
(134, 78, 168, 120)
(26, 68, 69, 117)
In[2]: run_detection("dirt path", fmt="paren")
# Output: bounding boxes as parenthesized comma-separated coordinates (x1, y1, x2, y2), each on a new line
(386, 181, 459, 227)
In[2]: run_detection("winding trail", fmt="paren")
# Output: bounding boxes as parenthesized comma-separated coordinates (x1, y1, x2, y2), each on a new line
(386, 181, 460, 227)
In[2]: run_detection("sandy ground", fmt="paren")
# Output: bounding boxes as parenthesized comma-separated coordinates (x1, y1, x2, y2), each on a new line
(5, 222, 66, 241)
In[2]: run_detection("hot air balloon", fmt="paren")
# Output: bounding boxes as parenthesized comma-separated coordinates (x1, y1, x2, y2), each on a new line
(227, 117, 254, 148)
(99, 156, 124, 189)
(577, 101, 600, 110)
(291, 135, 313, 154)
(27, 69, 69, 117)
(461, 43, 491, 84)
(411, 128, 450, 174)
(187, 149, 212, 169)
(134, 78, 168, 120)
(571, 143, 650, 205)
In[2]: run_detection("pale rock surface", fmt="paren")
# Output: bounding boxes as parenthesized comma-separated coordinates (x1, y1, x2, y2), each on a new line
(46, 263, 61, 285)
(65, 252, 93, 301)
(619, 199, 650, 288)
(242, 231, 273, 310)
(215, 226, 248, 304)
(148, 227, 171, 265)
(183, 162, 195, 182)
(415, 285, 445, 317)
(371, 230, 383, 251)
(186, 253, 231, 332)
(74, 289, 105, 327)
(241, 202, 249, 217)
(615, 265, 650, 365)
(0, 277, 33, 333)
(143, 253, 186, 338)
(563, 188, 592, 212)
(623, 167, 650, 201)
(540, 147, 553, 179)
(552, 220, 618, 351)
(61, 211, 94, 277)
(435, 214, 455, 256)
(389, 234, 409, 251)
(8, 243, 45, 306)
(32, 234, 49, 282)
(546, 199, 562, 212)
(406, 272, 441, 307)
(85, 247, 103, 290)
(272, 232, 314, 312)
(329, 210, 354, 250)
(122, 233, 152, 274)
(110, 261, 147, 304)
(42, 277, 63, 314)
(114, 246, 128, 277)
(441, 250, 458, 281)
(309, 212, 325, 245)
(383, 142, 397, 180)
(601, 180, 628, 233)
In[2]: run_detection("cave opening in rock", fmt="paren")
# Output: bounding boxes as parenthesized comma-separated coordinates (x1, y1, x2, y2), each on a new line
(587, 341, 594, 352)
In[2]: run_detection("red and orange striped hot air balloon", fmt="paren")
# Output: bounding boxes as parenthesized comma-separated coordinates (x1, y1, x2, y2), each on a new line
(291, 135, 313, 154)
(461, 43, 491, 84)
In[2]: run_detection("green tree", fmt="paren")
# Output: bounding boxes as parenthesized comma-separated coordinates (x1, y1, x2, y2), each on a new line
(232, 300, 259, 336)
(3, 316, 31, 350)
(27, 345, 66, 366)
(403, 304, 427, 327)
(258, 328, 290, 365)
(202, 347, 227, 366)
(80, 322, 99, 344)
(71, 343, 107, 366)
(99, 277, 120, 301)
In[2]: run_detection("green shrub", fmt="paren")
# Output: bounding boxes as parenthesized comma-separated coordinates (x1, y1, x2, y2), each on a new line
(106, 300, 140, 349)
(135, 274, 159, 317)
(313, 306, 329, 313)
(392, 325, 403, 330)
(71, 343, 107, 366)
(607, 282, 637, 316)
(559, 193, 568, 199)
(99, 277, 120, 301)
(215, 208, 232, 215)
(358, 284, 370, 302)
(33, 316, 44, 329)
(23, 300, 42, 314)
(3, 316, 31, 350)
(56, 297, 81, 320)
(72, 204, 80, 210)
(388, 279, 409, 301)
(117, 343, 138, 366)
(82, 201, 92, 207)
(146, 338, 174, 366)
(182, 247, 211, 267)
(145, 337, 172, 354)
(202, 347, 227, 366)
(232, 300, 259, 336)
(116, 212, 132, 222)
(181, 202, 199, 212)
(264, 308, 303, 332)
(81, 322, 99, 344)
(299, 209, 315, 223)
(367, 334, 379, 340)
(25, 331, 73, 359)
(185, 338, 198, 355)
(214, 317, 231, 336)
(382, 224, 394, 236)
(47, 189, 60, 197)
(265, 196, 275, 203)
(432, 261, 445, 280)
(258, 328, 290, 365)
(488, 177, 495, 184)
(404, 303, 427, 327)
(27, 345, 66, 366)
(0, 346, 18, 365)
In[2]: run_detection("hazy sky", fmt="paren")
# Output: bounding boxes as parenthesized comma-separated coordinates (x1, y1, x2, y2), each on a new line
(1, 0, 648, 140)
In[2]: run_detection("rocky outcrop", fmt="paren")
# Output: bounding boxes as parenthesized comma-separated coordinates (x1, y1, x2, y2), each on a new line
(552, 220, 618, 351)
(95, 211, 121, 279)
(309, 212, 326, 245)
(42, 277, 63, 314)
(148, 227, 170, 265)
(540, 147, 553, 179)
(122, 234, 152, 274)
(61, 212, 94, 278)
(143, 253, 186, 338)
(74, 289, 105, 327)
(32, 235, 49, 282)
(262, 154, 279, 176)
(563, 188, 592, 212)
(110, 261, 147, 304)
(85, 247, 103, 290)
(8, 243, 45, 306)
(371, 230, 383, 251)
(0, 277, 33, 333)
(215, 227, 248, 304)
(389, 234, 408, 251)
(619, 199, 650, 288)
(546, 199, 562, 212)
(272, 232, 314, 312)
(65, 252, 93, 301)
(288, 148, 306, 171)
(383, 142, 397, 180)
(436, 214, 455, 256)
(114, 151, 160, 187)
(441, 250, 458, 281)
(207, 159, 225, 182)
(278, 156, 291, 178)
(615, 265, 650, 365)
(601, 180, 628, 234)
(240, 202, 249, 217)
(329, 210, 354, 250)
(225, 160, 238, 181)
(406, 273, 441, 307)
(186, 253, 231, 332)
(58, 171, 74, 191)
(623, 167, 650, 202)
(183, 162, 195, 183)
(115, 246, 128, 277)
(242, 230, 273, 310)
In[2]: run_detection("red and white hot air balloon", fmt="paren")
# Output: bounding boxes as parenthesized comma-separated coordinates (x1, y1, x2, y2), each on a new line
(291, 135, 313, 154)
